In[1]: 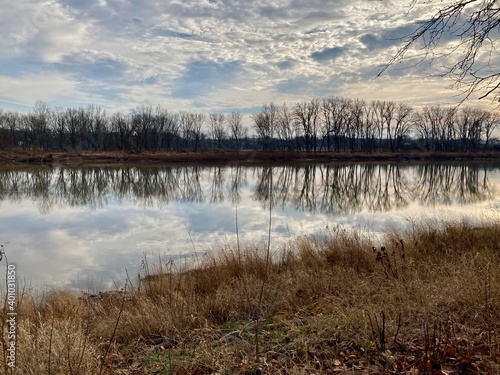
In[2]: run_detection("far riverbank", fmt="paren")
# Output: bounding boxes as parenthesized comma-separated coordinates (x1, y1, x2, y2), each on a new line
(2, 149, 500, 166)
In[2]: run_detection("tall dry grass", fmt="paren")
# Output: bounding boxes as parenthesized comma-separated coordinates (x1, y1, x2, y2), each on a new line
(1, 220, 499, 373)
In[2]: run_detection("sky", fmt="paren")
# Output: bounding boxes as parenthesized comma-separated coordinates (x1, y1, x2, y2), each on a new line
(0, 0, 495, 117)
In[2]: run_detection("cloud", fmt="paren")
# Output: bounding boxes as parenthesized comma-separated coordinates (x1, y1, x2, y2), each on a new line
(360, 24, 418, 52)
(0, 0, 497, 115)
(277, 60, 295, 70)
(171, 60, 243, 99)
(276, 74, 326, 96)
(0, 1, 87, 63)
(151, 27, 196, 39)
(310, 46, 347, 62)
(54, 51, 129, 81)
(0, 73, 81, 107)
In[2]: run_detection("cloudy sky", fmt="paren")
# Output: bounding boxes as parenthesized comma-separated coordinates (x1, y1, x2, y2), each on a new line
(0, 0, 491, 116)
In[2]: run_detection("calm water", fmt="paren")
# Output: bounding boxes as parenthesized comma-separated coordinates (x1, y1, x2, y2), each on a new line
(0, 162, 499, 291)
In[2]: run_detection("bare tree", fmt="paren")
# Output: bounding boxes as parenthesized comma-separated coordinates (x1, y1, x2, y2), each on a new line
(322, 97, 351, 152)
(26, 101, 51, 149)
(363, 102, 378, 152)
(0, 110, 6, 148)
(65, 108, 80, 150)
(76, 106, 93, 149)
(3, 112, 20, 148)
(110, 112, 135, 151)
(482, 111, 500, 147)
(393, 103, 413, 151)
(179, 111, 205, 151)
(208, 112, 226, 151)
(90, 105, 108, 151)
(414, 106, 452, 151)
(131, 105, 154, 151)
(179, 111, 194, 150)
(293, 99, 320, 152)
(412, 107, 436, 151)
(457, 107, 486, 151)
(379, 100, 397, 152)
(227, 112, 247, 151)
(349, 98, 367, 152)
(383, 0, 500, 102)
(161, 110, 180, 151)
(51, 108, 67, 149)
(253, 103, 279, 151)
(192, 113, 206, 151)
(370, 101, 388, 150)
(276, 103, 297, 151)
(153, 105, 174, 151)
(442, 107, 458, 151)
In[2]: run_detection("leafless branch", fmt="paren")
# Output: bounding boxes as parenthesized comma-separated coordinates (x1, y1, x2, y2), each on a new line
(383, 0, 500, 102)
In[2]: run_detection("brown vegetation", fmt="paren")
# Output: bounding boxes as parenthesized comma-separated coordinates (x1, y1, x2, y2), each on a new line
(1, 149, 500, 166)
(2, 220, 500, 373)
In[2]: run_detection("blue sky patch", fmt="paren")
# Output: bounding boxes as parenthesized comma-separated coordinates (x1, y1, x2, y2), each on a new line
(310, 46, 346, 62)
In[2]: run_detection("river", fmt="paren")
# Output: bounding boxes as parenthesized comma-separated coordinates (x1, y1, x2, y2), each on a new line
(0, 162, 498, 291)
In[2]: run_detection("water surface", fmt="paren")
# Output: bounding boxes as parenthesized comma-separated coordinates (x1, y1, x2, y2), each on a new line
(0, 162, 498, 291)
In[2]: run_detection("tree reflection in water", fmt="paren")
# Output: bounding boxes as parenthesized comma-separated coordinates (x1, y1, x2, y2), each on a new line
(0, 163, 494, 215)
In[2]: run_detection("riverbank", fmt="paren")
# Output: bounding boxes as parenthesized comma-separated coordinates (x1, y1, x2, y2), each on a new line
(1, 149, 500, 165)
(1, 220, 500, 374)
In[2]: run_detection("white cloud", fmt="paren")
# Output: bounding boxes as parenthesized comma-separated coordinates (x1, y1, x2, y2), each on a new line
(1, 1, 88, 62)
(0, 0, 497, 113)
(0, 73, 120, 110)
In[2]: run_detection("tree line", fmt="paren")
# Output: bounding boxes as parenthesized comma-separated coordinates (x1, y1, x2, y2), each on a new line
(0, 98, 498, 152)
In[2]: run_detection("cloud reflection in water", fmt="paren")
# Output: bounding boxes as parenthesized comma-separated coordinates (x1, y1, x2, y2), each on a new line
(0, 163, 498, 291)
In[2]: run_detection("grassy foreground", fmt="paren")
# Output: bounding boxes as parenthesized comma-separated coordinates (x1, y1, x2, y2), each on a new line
(2, 221, 500, 374)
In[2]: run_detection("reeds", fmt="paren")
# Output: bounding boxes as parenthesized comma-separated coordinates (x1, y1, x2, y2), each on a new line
(1, 220, 500, 373)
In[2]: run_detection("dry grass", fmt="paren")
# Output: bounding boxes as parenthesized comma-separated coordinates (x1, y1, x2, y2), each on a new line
(1, 220, 500, 373)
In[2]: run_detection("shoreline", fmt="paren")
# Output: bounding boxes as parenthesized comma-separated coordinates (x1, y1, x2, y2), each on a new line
(2, 149, 500, 166)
